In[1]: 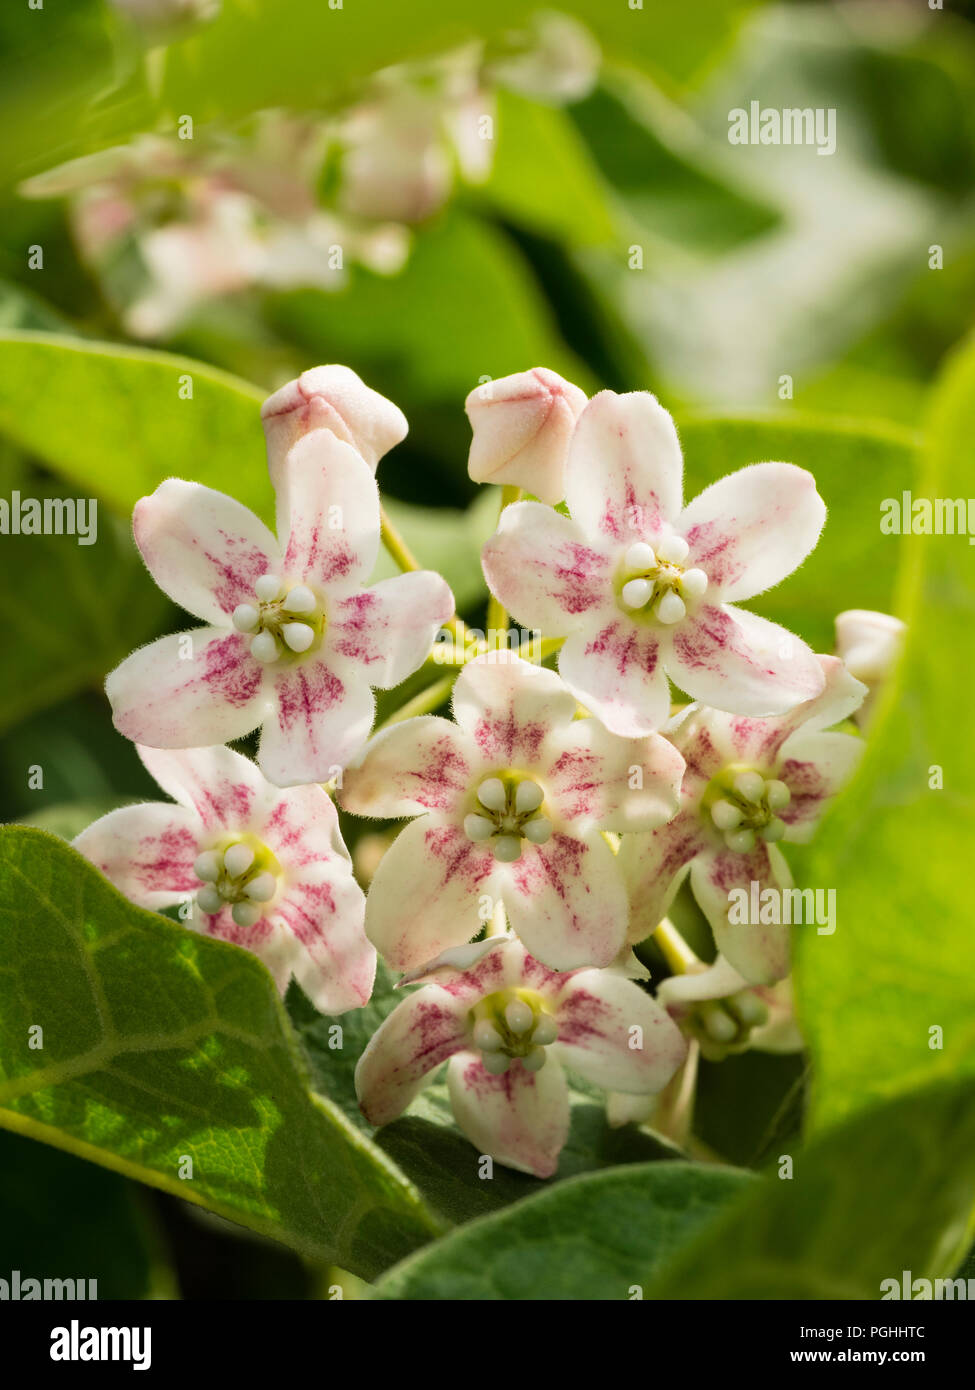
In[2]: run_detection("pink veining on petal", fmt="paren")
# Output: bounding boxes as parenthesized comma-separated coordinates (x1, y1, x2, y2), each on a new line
(202, 633, 265, 708)
(776, 756, 829, 827)
(203, 531, 277, 616)
(285, 520, 357, 588)
(550, 541, 610, 616)
(274, 661, 345, 743)
(204, 905, 275, 950)
(127, 823, 199, 896)
(683, 524, 741, 590)
(473, 710, 546, 767)
(406, 735, 471, 813)
(547, 746, 602, 821)
(331, 590, 383, 665)
(400, 996, 468, 1070)
(554, 983, 615, 1048)
(275, 878, 338, 948)
(424, 823, 495, 892)
(585, 620, 659, 680)
(509, 833, 587, 925)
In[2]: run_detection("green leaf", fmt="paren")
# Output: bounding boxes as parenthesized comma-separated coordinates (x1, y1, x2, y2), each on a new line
(290, 961, 683, 1228)
(0, 331, 269, 520)
(572, 72, 780, 254)
(0, 485, 171, 734)
(0, 1127, 175, 1299)
(0, 826, 441, 1280)
(269, 210, 594, 406)
(796, 333, 975, 1131)
(372, 1161, 750, 1300)
(649, 1079, 975, 1299)
(676, 413, 919, 655)
(479, 90, 616, 248)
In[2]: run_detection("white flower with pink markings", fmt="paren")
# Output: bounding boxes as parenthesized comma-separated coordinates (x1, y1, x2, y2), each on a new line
(341, 650, 685, 973)
(355, 934, 686, 1177)
(620, 656, 866, 985)
(105, 427, 454, 786)
(75, 744, 374, 1013)
(482, 388, 829, 737)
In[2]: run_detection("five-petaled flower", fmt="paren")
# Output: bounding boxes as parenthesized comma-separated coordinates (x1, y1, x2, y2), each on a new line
(619, 656, 866, 984)
(341, 649, 685, 972)
(106, 427, 454, 785)
(656, 954, 802, 1062)
(75, 743, 375, 1013)
(482, 388, 828, 738)
(355, 933, 687, 1177)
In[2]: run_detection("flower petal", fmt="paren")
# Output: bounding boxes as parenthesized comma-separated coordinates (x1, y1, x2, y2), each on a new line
(355, 984, 470, 1126)
(402, 934, 563, 1003)
(679, 462, 825, 602)
(74, 802, 200, 909)
(262, 364, 408, 480)
(544, 717, 684, 832)
(776, 730, 863, 843)
(451, 651, 578, 761)
(259, 658, 375, 785)
(564, 390, 683, 545)
(133, 479, 281, 625)
(327, 570, 454, 690)
(689, 841, 793, 985)
(666, 604, 825, 716)
(481, 501, 612, 636)
(136, 744, 270, 833)
(340, 716, 472, 819)
(275, 428, 380, 590)
(271, 846, 375, 1014)
(619, 814, 711, 945)
(501, 829, 627, 971)
(465, 367, 587, 504)
(446, 1050, 570, 1178)
(553, 969, 687, 1094)
(107, 629, 269, 748)
(558, 618, 671, 737)
(684, 655, 866, 770)
(364, 820, 494, 971)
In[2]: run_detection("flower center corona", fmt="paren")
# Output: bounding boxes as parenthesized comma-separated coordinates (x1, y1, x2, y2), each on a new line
(193, 836, 280, 928)
(463, 775, 552, 862)
(702, 766, 791, 854)
(470, 989, 559, 1075)
(232, 574, 324, 665)
(617, 537, 708, 625)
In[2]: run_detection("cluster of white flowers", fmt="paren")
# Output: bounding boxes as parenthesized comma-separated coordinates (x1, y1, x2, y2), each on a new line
(21, 13, 598, 339)
(76, 362, 900, 1177)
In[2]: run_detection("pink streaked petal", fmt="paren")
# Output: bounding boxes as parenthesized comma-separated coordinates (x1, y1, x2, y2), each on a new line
(74, 802, 200, 909)
(564, 390, 683, 546)
(776, 730, 863, 844)
(446, 1050, 569, 1178)
(107, 629, 269, 748)
(664, 703, 735, 792)
(558, 619, 671, 737)
(680, 463, 825, 603)
(256, 781, 350, 868)
(690, 841, 793, 985)
(544, 717, 684, 833)
(340, 716, 472, 820)
(552, 969, 687, 1094)
(666, 604, 825, 716)
(618, 814, 711, 945)
(328, 570, 454, 689)
(355, 985, 470, 1126)
(271, 856, 375, 1014)
(133, 479, 282, 625)
(691, 656, 867, 770)
(481, 501, 613, 637)
(136, 744, 270, 833)
(364, 820, 495, 971)
(501, 829, 627, 971)
(260, 658, 375, 785)
(403, 934, 565, 1005)
(275, 428, 380, 591)
(452, 651, 578, 765)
